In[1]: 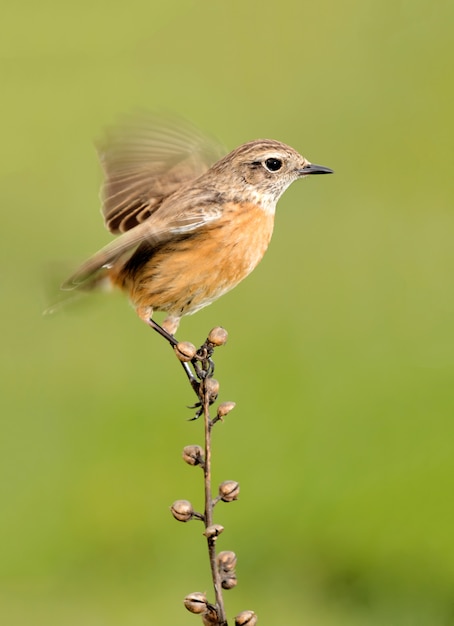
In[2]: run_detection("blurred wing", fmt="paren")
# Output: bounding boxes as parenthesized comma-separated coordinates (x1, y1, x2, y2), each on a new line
(98, 113, 225, 234)
(62, 202, 223, 290)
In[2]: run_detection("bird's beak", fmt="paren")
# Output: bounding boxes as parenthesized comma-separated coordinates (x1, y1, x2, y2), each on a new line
(298, 163, 334, 176)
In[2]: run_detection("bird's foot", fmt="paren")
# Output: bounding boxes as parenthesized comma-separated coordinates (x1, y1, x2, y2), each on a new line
(147, 320, 227, 419)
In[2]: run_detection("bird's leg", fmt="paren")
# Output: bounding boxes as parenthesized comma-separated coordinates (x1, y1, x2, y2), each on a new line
(146, 318, 199, 394)
(146, 317, 178, 347)
(145, 318, 222, 419)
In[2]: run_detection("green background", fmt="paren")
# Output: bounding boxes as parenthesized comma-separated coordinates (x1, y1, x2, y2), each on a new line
(1, 1, 453, 624)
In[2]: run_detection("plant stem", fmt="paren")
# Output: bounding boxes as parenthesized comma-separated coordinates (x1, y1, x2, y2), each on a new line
(202, 382, 227, 626)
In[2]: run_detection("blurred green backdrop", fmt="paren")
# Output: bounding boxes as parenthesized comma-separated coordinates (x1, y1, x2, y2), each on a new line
(1, 1, 453, 624)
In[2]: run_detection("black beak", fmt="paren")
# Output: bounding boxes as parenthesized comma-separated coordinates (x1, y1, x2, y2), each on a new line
(299, 163, 334, 176)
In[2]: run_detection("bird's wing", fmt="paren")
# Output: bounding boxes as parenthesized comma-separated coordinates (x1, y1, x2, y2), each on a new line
(62, 199, 223, 290)
(98, 113, 225, 234)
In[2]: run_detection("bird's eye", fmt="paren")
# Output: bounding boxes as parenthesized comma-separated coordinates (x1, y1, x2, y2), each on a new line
(264, 158, 282, 172)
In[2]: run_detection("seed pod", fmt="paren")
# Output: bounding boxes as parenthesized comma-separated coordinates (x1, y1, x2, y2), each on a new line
(207, 327, 228, 346)
(183, 592, 208, 614)
(201, 604, 219, 625)
(182, 444, 205, 467)
(217, 401, 236, 419)
(217, 550, 237, 572)
(235, 610, 258, 625)
(218, 480, 240, 502)
(174, 341, 197, 362)
(204, 377, 220, 403)
(170, 499, 194, 522)
(203, 524, 224, 539)
(221, 574, 237, 590)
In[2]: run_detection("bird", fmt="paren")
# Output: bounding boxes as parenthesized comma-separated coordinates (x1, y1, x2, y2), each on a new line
(62, 115, 333, 341)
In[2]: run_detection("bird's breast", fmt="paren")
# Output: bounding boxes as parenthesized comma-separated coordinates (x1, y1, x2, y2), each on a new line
(215, 201, 275, 278)
(113, 201, 275, 316)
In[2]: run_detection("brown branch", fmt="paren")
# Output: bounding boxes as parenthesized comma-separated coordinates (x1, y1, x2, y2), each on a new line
(170, 327, 257, 626)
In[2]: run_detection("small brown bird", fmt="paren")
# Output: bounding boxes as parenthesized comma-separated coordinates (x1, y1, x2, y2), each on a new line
(63, 116, 333, 337)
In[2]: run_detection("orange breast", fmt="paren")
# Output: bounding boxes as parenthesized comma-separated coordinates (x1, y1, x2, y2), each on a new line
(112, 201, 275, 318)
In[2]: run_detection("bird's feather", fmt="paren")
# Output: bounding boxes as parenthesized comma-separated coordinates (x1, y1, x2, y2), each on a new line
(98, 113, 225, 234)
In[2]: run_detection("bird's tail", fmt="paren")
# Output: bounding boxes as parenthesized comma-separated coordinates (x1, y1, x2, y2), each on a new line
(43, 267, 113, 316)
